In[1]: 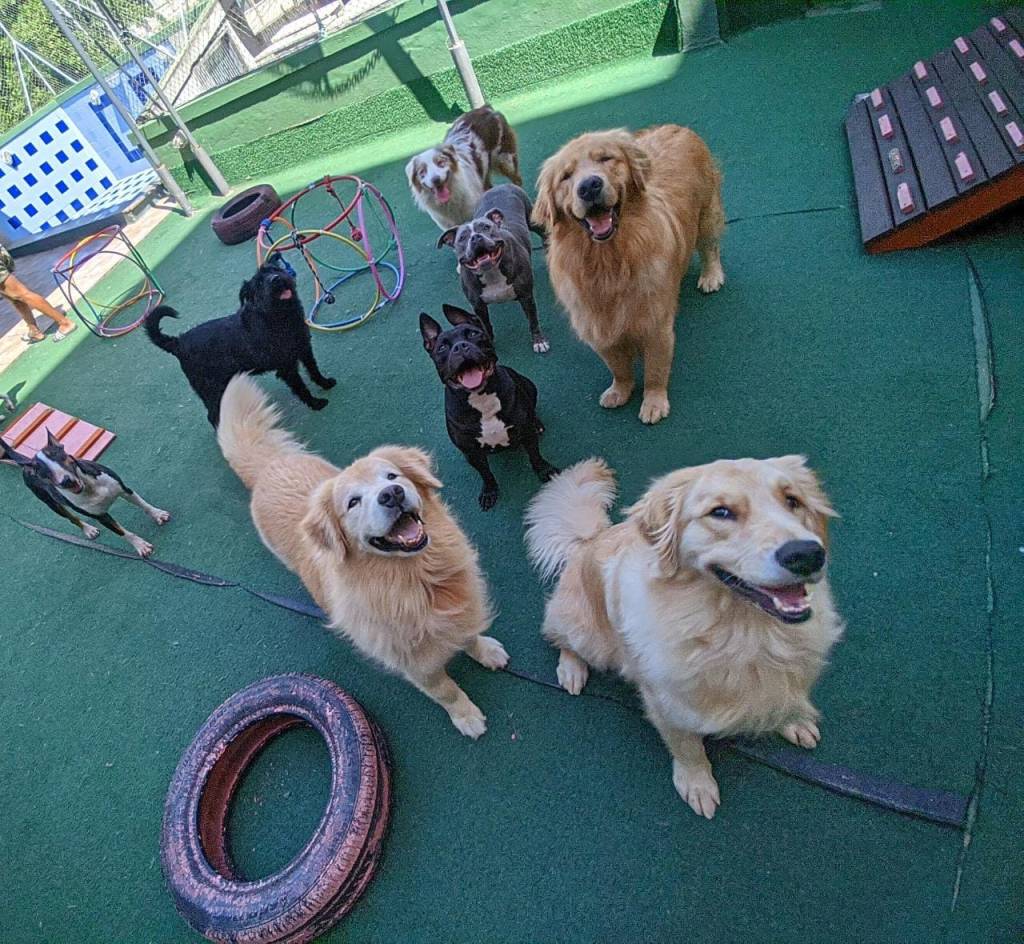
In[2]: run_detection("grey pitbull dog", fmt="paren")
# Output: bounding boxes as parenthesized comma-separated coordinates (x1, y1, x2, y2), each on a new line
(438, 184, 549, 354)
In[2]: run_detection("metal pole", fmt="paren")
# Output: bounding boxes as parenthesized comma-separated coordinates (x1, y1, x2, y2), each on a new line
(436, 0, 484, 108)
(39, 0, 194, 216)
(91, 0, 230, 196)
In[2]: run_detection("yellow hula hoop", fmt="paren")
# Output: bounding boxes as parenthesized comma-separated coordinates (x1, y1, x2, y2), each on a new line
(266, 229, 384, 333)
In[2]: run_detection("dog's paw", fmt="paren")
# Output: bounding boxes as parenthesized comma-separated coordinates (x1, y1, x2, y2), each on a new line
(152, 509, 171, 525)
(532, 335, 551, 354)
(319, 376, 337, 390)
(82, 524, 100, 540)
(599, 384, 633, 409)
(781, 719, 821, 749)
(673, 761, 720, 819)
(472, 635, 509, 670)
(478, 487, 499, 511)
(697, 264, 725, 294)
(536, 463, 560, 483)
(639, 393, 670, 424)
(310, 397, 329, 411)
(556, 649, 589, 695)
(129, 535, 154, 558)
(450, 702, 487, 739)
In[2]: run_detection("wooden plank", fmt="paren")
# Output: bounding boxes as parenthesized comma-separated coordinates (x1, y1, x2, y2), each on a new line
(991, 10, 1024, 79)
(910, 60, 984, 194)
(888, 73, 958, 209)
(0, 404, 115, 461)
(868, 161, 1024, 252)
(932, 49, 1013, 179)
(866, 88, 926, 226)
(845, 98, 895, 243)
(965, 25, 1024, 161)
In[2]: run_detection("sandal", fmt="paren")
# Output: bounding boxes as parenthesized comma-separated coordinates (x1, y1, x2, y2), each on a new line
(53, 325, 76, 342)
(21, 334, 45, 344)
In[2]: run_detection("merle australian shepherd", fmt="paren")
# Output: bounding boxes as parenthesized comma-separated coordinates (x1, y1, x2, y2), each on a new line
(145, 254, 335, 427)
(406, 105, 522, 230)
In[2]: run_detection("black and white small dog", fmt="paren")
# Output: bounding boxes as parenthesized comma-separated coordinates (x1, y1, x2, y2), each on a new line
(438, 184, 549, 354)
(420, 304, 558, 510)
(2, 432, 170, 557)
(145, 254, 335, 427)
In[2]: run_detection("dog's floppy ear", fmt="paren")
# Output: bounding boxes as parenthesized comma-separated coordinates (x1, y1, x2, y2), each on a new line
(371, 445, 442, 493)
(626, 469, 694, 577)
(486, 209, 505, 227)
(239, 275, 255, 306)
(405, 156, 422, 188)
(532, 158, 560, 232)
(442, 303, 477, 327)
(617, 132, 652, 197)
(769, 455, 838, 544)
(437, 227, 458, 250)
(302, 479, 348, 556)
(420, 313, 443, 352)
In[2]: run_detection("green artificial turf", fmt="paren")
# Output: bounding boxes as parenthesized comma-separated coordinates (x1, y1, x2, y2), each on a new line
(1, 2, 1021, 941)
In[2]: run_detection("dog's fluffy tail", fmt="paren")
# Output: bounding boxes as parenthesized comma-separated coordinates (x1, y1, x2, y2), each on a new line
(217, 374, 304, 490)
(144, 304, 180, 354)
(524, 458, 616, 582)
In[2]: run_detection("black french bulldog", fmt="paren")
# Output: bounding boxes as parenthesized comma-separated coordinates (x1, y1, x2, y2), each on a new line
(420, 304, 559, 510)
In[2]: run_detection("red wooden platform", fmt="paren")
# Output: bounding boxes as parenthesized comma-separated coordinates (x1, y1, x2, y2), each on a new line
(1, 403, 115, 461)
(846, 9, 1024, 252)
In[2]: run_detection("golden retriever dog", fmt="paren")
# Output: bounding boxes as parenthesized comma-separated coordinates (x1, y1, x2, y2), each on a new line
(525, 457, 843, 818)
(533, 126, 725, 424)
(217, 374, 509, 738)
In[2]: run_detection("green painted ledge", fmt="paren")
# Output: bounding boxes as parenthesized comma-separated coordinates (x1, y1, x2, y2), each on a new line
(147, 0, 682, 191)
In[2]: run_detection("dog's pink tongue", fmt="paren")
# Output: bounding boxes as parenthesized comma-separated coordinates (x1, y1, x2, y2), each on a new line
(588, 211, 614, 237)
(279, 288, 293, 300)
(459, 367, 485, 389)
(392, 515, 423, 544)
(771, 584, 807, 608)
(435, 183, 451, 204)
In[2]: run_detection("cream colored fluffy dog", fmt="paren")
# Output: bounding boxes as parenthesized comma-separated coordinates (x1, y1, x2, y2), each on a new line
(525, 457, 843, 818)
(533, 126, 725, 424)
(218, 374, 508, 738)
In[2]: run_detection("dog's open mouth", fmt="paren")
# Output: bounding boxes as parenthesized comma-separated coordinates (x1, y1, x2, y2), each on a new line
(463, 244, 503, 271)
(278, 288, 293, 301)
(61, 479, 83, 494)
(452, 361, 494, 393)
(710, 566, 813, 624)
(579, 204, 619, 242)
(369, 511, 428, 553)
(433, 182, 451, 204)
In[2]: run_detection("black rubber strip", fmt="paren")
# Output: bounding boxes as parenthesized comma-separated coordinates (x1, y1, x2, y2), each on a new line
(242, 586, 330, 621)
(500, 666, 968, 828)
(14, 516, 970, 828)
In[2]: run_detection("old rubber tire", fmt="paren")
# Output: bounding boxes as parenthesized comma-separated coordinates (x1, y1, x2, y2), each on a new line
(211, 185, 281, 245)
(160, 674, 392, 943)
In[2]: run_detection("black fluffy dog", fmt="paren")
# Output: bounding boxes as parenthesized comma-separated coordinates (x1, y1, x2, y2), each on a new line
(420, 304, 558, 510)
(145, 254, 334, 426)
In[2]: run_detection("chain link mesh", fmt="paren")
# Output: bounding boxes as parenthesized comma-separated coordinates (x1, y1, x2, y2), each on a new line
(1, 0, 404, 134)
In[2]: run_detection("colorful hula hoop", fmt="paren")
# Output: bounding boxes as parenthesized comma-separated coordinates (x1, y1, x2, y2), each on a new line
(256, 175, 405, 332)
(51, 225, 164, 339)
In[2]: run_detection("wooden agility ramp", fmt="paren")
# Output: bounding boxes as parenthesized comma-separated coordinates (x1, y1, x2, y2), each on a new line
(846, 9, 1024, 252)
(1, 403, 115, 461)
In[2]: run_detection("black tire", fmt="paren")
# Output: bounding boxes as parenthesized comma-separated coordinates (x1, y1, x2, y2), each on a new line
(160, 674, 392, 943)
(211, 185, 281, 246)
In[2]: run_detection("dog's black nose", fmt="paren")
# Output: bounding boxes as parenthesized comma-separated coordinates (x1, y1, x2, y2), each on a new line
(775, 540, 826, 577)
(452, 341, 471, 354)
(577, 175, 604, 203)
(378, 484, 405, 508)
